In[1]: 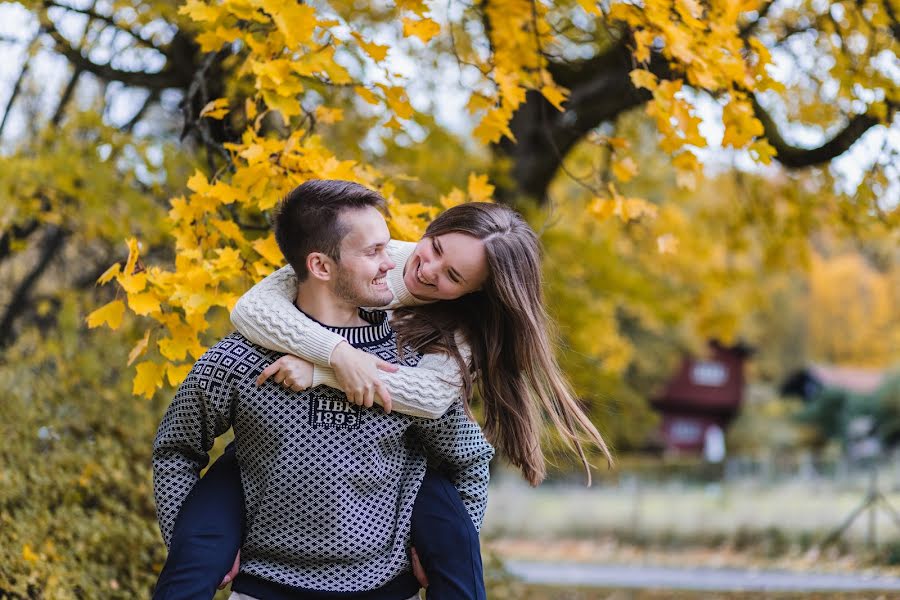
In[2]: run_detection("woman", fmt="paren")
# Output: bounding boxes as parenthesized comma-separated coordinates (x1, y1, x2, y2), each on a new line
(156, 202, 612, 599)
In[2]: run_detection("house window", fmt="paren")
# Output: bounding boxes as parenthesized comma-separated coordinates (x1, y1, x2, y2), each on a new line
(669, 418, 703, 444)
(690, 361, 728, 386)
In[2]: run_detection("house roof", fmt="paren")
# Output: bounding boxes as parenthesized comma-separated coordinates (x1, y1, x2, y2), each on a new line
(807, 364, 886, 394)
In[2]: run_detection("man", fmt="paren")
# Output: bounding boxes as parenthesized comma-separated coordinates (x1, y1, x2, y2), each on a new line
(153, 180, 494, 599)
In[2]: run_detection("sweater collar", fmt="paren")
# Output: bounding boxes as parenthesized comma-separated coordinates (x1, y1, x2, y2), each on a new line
(296, 306, 392, 346)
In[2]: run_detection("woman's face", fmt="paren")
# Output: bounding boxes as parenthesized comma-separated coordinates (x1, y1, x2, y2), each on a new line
(403, 232, 489, 301)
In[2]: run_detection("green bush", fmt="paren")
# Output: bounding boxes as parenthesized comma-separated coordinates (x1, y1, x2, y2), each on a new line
(0, 316, 167, 599)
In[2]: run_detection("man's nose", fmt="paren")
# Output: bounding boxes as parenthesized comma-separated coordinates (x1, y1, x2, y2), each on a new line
(382, 255, 396, 271)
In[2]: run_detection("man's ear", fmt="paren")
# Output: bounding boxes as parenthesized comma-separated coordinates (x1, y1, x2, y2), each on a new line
(306, 252, 335, 281)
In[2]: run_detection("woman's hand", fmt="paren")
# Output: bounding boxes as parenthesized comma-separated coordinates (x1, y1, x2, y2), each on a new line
(330, 341, 399, 412)
(256, 355, 314, 391)
(218, 550, 240, 589)
(410, 547, 428, 588)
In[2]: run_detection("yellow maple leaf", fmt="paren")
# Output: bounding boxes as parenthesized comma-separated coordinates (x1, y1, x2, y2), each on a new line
(210, 218, 245, 242)
(588, 197, 616, 220)
(96, 263, 120, 285)
(381, 85, 414, 119)
(473, 107, 515, 145)
(576, 0, 603, 16)
(749, 139, 777, 164)
(124, 237, 140, 276)
(467, 173, 495, 202)
(186, 170, 211, 195)
(657, 233, 679, 254)
(261, 89, 303, 120)
(267, 0, 316, 49)
(612, 156, 639, 182)
(439, 188, 466, 210)
(633, 29, 655, 64)
(167, 363, 193, 386)
(200, 98, 230, 120)
(86, 300, 125, 330)
(396, 0, 427, 15)
(466, 93, 493, 115)
(354, 86, 380, 105)
(351, 32, 389, 62)
(119, 272, 147, 294)
(253, 234, 284, 265)
(630, 69, 658, 91)
(22, 544, 40, 564)
(133, 361, 166, 399)
(541, 84, 569, 112)
(128, 292, 162, 316)
(315, 106, 344, 124)
(402, 17, 440, 43)
(215, 247, 244, 273)
(127, 329, 151, 366)
(179, 0, 221, 23)
(158, 336, 191, 361)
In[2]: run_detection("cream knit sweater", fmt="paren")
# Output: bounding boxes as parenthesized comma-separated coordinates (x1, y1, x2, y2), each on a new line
(230, 240, 467, 419)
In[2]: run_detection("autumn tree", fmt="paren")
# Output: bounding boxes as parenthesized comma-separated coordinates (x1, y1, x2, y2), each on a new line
(2, 0, 898, 595)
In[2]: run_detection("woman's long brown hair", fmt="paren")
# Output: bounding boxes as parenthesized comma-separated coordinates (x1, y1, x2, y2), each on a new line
(391, 202, 613, 486)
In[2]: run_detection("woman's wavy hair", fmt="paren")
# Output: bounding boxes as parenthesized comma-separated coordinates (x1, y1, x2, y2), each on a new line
(391, 202, 613, 486)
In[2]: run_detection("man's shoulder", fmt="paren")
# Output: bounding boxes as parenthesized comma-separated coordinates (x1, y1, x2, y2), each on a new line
(193, 333, 278, 378)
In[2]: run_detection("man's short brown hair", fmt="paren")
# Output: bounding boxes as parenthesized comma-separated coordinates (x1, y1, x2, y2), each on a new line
(273, 180, 387, 281)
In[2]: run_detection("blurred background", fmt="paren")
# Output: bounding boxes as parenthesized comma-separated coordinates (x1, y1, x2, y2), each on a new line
(1, 0, 898, 598)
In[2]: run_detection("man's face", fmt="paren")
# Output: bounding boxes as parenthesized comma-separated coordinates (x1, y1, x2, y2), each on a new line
(331, 206, 396, 307)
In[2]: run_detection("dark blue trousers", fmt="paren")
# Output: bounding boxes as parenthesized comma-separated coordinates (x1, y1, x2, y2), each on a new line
(153, 444, 485, 600)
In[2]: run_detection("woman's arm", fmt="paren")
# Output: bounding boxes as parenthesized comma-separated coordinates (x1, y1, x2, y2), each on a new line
(230, 240, 419, 365)
(230, 264, 346, 366)
(311, 344, 469, 419)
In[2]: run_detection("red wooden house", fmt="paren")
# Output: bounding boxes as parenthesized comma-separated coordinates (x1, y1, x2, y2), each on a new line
(652, 340, 753, 455)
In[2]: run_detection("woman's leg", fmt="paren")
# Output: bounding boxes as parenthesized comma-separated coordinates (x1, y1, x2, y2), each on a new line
(153, 442, 245, 600)
(411, 469, 486, 600)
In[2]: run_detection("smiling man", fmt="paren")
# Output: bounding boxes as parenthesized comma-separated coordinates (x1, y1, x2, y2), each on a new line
(152, 180, 493, 600)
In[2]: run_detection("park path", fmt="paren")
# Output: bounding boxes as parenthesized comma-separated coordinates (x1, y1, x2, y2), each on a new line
(504, 560, 900, 592)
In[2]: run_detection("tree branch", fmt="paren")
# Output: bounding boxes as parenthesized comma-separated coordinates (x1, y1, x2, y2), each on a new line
(752, 95, 890, 168)
(42, 20, 192, 90)
(496, 39, 672, 201)
(44, 0, 164, 51)
(0, 33, 42, 138)
(0, 226, 68, 349)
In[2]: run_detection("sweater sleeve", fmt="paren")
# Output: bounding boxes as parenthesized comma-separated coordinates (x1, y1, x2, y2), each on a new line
(311, 337, 471, 419)
(230, 265, 347, 366)
(410, 401, 494, 531)
(152, 350, 236, 547)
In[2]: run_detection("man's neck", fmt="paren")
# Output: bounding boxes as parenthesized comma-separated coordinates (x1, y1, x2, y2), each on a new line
(294, 283, 366, 327)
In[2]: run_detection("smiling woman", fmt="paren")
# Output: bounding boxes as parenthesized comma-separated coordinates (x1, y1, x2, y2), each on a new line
(403, 232, 489, 300)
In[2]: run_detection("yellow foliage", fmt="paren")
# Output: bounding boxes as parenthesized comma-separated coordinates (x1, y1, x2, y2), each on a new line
(86, 300, 125, 330)
(132, 361, 166, 398)
(402, 17, 441, 43)
(199, 98, 230, 120)
(127, 292, 162, 316)
(467, 173, 495, 203)
(127, 329, 152, 366)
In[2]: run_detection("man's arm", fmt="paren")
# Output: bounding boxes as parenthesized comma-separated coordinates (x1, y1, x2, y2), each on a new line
(152, 351, 236, 547)
(410, 402, 495, 530)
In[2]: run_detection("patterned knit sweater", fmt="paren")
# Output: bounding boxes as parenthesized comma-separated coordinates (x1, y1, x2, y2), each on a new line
(230, 240, 466, 419)
(153, 310, 494, 596)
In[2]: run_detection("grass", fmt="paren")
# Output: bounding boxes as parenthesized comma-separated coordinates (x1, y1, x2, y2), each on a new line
(520, 587, 897, 600)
